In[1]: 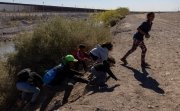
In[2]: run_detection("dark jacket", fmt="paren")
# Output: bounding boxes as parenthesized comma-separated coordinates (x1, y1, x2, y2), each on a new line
(134, 20, 153, 41)
(16, 68, 43, 87)
(49, 64, 83, 86)
(29, 72, 43, 87)
(94, 61, 118, 81)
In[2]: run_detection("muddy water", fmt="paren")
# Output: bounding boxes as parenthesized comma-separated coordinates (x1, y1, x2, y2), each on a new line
(0, 41, 15, 59)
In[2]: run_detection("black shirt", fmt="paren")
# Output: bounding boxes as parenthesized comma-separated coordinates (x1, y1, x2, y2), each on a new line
(94, 61, 117, 81)
(134, 20, 153, 41)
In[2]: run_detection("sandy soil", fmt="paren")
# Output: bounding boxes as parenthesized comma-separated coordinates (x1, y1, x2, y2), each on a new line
(45, 13, 180, 111)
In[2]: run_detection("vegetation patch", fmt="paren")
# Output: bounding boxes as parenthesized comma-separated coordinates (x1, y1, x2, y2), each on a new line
(94, 7, 129, 27)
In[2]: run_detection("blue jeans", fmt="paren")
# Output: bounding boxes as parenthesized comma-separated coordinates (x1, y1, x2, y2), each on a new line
(16, 82, 40, 103)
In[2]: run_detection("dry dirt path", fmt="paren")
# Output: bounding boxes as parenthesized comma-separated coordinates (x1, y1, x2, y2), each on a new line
(49, 13, 180, 111)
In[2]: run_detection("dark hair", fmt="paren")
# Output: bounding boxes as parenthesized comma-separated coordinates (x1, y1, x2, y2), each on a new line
(107, 57, 116, 64)
(79, 44, 86, 49)
(101, 42, 113, 50)
(147, 12, 155, 18)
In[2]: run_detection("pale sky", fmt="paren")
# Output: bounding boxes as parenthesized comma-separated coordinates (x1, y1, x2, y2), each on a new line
(0, 0, 180, 11)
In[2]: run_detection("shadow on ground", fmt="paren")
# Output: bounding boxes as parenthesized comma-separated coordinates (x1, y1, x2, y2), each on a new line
(84, 84, 120, 96)
(121, 64, 165, 94)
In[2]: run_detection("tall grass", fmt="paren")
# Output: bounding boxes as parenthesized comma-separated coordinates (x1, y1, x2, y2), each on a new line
(0, 61, 16, 110)
(94, 7, 129, 26)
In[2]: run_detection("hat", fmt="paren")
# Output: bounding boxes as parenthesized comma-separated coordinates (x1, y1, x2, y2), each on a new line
(65, 55, 78, 62)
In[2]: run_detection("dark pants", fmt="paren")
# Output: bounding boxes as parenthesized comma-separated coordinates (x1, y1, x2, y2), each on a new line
(122, 38, 147, 63)
(90, 67, 107, 86)
(39, 77, 88, 111)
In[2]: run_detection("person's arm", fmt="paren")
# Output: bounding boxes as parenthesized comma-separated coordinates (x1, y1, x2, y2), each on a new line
(105, 66, 118, 81)
(102, 60, 117, 80)
(69, 69, 84, 76)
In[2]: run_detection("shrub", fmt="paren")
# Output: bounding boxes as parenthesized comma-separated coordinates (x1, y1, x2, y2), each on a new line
(0, 61, 16, 111)
(94, 7, 129, 26)
(8, 17, 111, 74)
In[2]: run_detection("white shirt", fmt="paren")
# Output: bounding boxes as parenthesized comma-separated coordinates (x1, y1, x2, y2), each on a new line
(90, 44, 109, 62)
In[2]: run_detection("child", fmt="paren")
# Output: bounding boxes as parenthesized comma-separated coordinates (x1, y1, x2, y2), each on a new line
(72, 44, 90, 71)
(90, 57, 118, 88)
(121, 12, 155, 67)
(40, 55, 89, 111)
(89, 42, 113, 63)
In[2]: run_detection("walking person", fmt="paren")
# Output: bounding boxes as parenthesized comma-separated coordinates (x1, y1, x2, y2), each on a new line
(121, 12, 155, 67)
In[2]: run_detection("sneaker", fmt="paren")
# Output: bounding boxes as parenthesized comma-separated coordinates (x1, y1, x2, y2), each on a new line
(121, 58, 128, 65)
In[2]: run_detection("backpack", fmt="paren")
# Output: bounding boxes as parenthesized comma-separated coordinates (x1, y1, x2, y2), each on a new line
(43, 64, 64, 85)
(17, 68, 31, 82)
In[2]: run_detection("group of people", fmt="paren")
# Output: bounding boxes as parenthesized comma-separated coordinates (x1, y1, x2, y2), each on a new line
(15, 12, 155, 111)
(16, 42, 119, 110)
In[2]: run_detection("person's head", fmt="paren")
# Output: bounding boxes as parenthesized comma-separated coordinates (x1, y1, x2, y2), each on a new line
(107, 57, 116, 67)
(64, 55, 78, 67)
(101, 42, 113, 51)
(147, 12, 155, 22)
(78, 44, 86, 52)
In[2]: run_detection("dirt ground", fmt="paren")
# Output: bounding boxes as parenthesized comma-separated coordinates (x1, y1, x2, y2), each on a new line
(42, 13, 180, 111)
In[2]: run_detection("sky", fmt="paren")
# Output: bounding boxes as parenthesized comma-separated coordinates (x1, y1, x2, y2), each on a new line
(0, 0, 180, 11)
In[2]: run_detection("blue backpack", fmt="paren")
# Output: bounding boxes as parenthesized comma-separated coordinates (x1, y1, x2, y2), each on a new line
(43, 64, 63, 85)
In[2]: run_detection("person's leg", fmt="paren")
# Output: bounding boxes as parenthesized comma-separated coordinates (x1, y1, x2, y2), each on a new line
(62, 79, 75, 105)
(121, 39, 139, 64)
(16, 82, 40, 103)
(97, 72, 107, 87)
(39, 85, 56, 111)
(91, 68, 107, 86)
(139, 41, 149, 66)
(31, 87, 40, 103)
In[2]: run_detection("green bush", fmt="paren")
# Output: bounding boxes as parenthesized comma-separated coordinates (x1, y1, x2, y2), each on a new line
(8, 17, 111, 74)
(94, 7, 129, 26)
